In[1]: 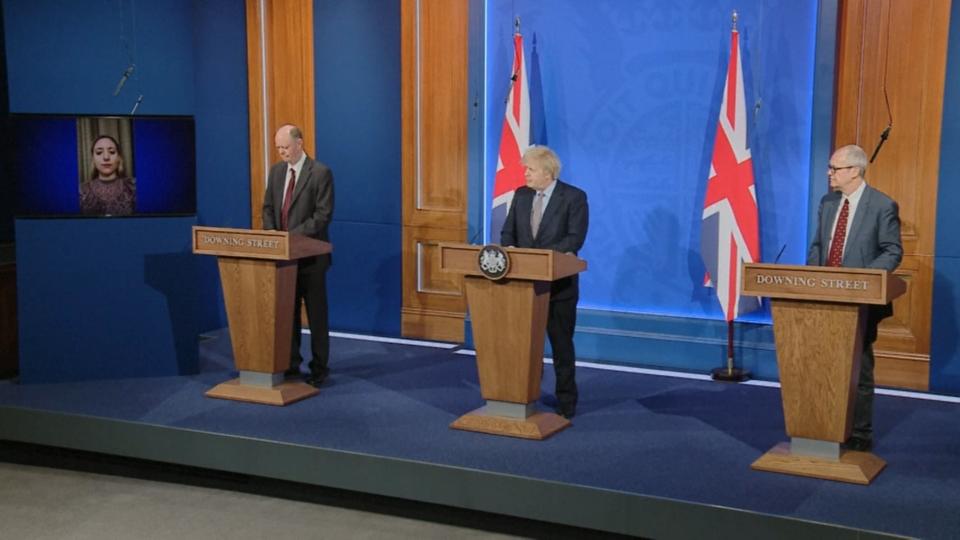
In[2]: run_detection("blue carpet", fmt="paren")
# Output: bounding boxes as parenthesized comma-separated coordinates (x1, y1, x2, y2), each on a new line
(1, 330, 958, 538)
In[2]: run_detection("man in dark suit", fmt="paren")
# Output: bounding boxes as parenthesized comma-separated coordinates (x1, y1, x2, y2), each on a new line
(262, 124, 335, 387)
(501, 146, 589, 419)
(807, 144, 902, 451)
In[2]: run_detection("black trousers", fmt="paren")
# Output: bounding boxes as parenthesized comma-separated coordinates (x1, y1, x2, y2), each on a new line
(547, 294, 578, 411)
(853, 315, 880, 441)
(290, 268, 329, 377)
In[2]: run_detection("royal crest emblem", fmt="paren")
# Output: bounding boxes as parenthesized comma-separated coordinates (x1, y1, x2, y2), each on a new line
(477, 244, 510, 280)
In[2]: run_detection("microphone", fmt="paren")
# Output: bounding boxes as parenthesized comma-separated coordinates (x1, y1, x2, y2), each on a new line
(773, 243, 787, 264)
(869, 125, 891, 163)
(130, 94, 143, 115)
(113, 65, 135, 96)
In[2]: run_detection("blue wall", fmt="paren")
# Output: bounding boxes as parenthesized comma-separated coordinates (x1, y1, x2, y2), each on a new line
(193, 0, 251, 232)
(15, 218, 212, 382)
(5, 0, 247, 382)
(193, 0, 254, 330)
(314, 0, 402, 336)
(5, 1, 194, 115)
(931, 0, 960, 394)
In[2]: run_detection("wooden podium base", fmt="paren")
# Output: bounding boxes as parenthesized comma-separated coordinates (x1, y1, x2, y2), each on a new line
(751, 442, 886, 484)
(450, 407, 571, 440)
(205, 378, 319, 406)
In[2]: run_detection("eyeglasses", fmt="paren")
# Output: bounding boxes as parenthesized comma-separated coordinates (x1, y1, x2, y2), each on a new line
(827, 165, 856, 173)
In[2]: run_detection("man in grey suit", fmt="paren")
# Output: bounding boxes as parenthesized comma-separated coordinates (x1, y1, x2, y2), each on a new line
(807, 144, 902, 451)
(501, 146, 589, 419)
(263, 124, 335, 387)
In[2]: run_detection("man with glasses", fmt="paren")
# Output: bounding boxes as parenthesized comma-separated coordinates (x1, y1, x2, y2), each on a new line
(807, 144, 902, 452)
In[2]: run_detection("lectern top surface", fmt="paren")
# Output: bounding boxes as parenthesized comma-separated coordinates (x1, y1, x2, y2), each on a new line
(192, 226, 330, 261)
(438, 242, 586, 282)
(741, 263, 905, 305)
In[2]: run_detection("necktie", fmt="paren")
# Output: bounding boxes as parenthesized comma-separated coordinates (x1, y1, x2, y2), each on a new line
(826, 199, 849, 267)
(530, 192, 545, 239)
(281, 168, 296, 231)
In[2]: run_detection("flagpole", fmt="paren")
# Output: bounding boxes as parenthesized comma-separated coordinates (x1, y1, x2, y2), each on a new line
(711, 320, 750, 382)
(707, 9, 752, 383)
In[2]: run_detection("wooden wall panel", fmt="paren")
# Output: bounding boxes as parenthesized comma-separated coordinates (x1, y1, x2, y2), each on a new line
(834, 0, 951, 390)
(246, 0, 316, 230)
(246, 0, 267, 229)
(401, 226, 471, 342)
(401, 0, 469, 341)
(415, 2, 469, 215)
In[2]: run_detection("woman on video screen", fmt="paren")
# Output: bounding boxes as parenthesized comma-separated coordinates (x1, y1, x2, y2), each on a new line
(80, 135, 136, 216)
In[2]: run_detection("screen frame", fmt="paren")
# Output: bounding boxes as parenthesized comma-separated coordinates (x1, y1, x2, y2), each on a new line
(10, 112, 198, 219)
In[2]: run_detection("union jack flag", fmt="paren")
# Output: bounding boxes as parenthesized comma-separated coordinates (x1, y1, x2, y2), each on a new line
(491, 31, 530, 241)
(701, 26, 761, 321)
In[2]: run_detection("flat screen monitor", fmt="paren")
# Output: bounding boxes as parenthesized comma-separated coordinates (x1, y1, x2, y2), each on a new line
(11, 114, 196, 217)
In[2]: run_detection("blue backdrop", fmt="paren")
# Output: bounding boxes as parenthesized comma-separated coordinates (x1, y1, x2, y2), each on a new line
(485, 0, 818, 322)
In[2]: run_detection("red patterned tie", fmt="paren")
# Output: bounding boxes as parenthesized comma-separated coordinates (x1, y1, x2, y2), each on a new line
(826, 199, 849, 267)
(280, 168, 296, 231)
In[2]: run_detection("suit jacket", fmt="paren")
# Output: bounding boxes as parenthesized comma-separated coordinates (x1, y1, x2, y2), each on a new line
(262, 155, 335, 273)
(501, 181, 589, 300)
(807, 184, 902, 319)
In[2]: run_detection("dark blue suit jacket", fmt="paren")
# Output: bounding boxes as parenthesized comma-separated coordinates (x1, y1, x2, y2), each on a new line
(501, 181, 589, 300)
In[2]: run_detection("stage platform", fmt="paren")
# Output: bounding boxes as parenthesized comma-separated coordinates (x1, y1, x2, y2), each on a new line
(1, 330, 958, 539)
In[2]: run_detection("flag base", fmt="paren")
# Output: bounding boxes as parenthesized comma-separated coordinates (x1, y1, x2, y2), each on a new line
(711, 367, 751, 382)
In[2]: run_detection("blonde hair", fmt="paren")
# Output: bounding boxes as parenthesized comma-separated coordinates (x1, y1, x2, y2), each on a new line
(522, 146, 562, 180)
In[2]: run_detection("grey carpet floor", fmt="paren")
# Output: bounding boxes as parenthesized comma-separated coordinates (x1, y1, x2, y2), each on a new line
(0, 462, 525, 539)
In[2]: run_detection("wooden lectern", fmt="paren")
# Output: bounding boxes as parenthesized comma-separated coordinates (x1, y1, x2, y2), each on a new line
(439, 243, 587, 440)
(742, 263, 906, 484)
(192, 226, 331, 406)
